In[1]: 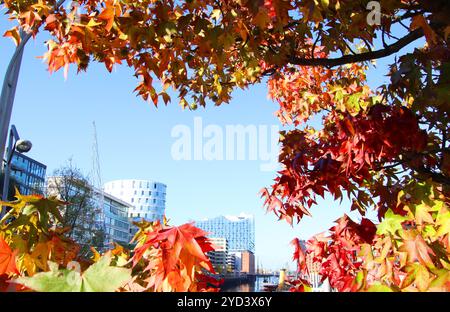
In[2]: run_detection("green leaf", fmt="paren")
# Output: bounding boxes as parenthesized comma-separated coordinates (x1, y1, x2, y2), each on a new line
(435, 211, 450, 237)
(15, 262, 82, 292)
(367, 283, 393, 292)
(377, 209, 408, 236)
(415, 265, 431, 291)
(15, 255, 131, 292)
(81, 254, 131, 292)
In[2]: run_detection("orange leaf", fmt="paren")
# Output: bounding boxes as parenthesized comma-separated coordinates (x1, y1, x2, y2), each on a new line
(411, 15, 438, 45)
(3, 28, 21, 46)
(0, 237, 19, 276)
(97, 7, 115, 32)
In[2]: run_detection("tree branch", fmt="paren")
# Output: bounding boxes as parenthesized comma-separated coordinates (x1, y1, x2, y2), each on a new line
(288, 29, 423, 68)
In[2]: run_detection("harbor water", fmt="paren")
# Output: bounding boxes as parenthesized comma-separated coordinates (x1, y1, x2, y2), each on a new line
(221, 276, 279, 292)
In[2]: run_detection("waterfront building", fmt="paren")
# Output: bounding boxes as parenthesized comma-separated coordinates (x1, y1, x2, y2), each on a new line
(229, 251, 242, 272)
(195, 213, 255, 253)
(207, 237, 228, 274)
(47, 177, 133, 247)
(195, 213, 255, 274)
(241, 250, 256, 275)
(226, 253, 236, 272)
(10, 151, 46, 195)
(103, 179, 166, 222)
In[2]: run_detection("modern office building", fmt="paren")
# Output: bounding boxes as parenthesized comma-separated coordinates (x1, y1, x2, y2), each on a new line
(207, 237, 228, 274)
(101, 191, 133, 245)
(195, 213, 255, 253)
(229, 251, 242, 272)
(47, 177, 133, 246)
(195, 213, 255, 274)
(226, 253, 237, 272)
(10, 151, 46, 195)
(103, 179, 167, 222)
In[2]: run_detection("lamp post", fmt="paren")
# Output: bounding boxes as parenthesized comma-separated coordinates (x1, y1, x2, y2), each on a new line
(0, 31, 29, 168)
(0, 0, 67, 166)
(1, 124, 32, 218)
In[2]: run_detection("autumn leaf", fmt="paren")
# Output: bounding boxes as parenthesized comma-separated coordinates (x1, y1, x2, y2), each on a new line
(366, 283, 393, 292)
(97, 5, 115, 32)
(3, 27, 21, 46)
(377, 209, 408, 236)
(399, 232, 436, 269)
(411, 15, 438, 45)
(15, 254, 131, 292)
(0, 237, 19, 276)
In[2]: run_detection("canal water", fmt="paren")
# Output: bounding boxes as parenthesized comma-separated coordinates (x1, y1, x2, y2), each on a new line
(221, 276, 279, 292)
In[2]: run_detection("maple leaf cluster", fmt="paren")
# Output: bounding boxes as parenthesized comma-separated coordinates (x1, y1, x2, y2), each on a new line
(0, 191, 219, 292)
(130, 220, 221, 292)
(290, 181, 449, 292)
(261, 104, 429, 224)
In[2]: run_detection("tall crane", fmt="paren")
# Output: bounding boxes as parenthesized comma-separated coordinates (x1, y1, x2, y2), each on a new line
(91, 121, 107, 249)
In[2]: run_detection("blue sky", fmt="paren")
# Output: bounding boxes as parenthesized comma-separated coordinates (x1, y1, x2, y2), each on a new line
(0, 12, 422, 270)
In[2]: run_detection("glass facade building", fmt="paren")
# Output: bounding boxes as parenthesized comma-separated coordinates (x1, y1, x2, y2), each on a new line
(195, 213, 255, 253)
(47, 177, 133, 246)
(103, 179, 167, 223)
(101, 191, 133, 245)
(10, 152, 46, 195)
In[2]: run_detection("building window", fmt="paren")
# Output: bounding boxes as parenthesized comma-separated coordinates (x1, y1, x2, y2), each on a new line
(141, 190, 144, 195)
(131, 198, 134, 203)
(148, 191, 151, 196)
(153, 199, 156, 204)
(154, 183, 156, 189)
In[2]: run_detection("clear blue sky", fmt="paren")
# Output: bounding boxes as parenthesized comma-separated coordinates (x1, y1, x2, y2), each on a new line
(0, 12, 421, 270)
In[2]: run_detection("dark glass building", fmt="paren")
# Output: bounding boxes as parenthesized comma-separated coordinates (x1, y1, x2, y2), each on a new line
(10, 151, 46, 195)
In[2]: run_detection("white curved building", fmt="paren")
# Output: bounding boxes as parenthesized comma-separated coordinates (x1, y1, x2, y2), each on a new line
(103, 179, 167, 222)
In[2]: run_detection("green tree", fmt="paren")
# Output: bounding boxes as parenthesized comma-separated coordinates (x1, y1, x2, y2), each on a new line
(46, 162, 105, 256)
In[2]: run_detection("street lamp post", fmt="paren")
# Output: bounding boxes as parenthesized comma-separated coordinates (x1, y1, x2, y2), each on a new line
(0, 125, 32, 218)
(0, 31, 29, 167)
(0, 0, 67, 159)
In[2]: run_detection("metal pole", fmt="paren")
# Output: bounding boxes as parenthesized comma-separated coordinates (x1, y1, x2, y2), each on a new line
(0, 33, 28, 165)
(0, 0, 67, 161)
(1, 129, 14, 218)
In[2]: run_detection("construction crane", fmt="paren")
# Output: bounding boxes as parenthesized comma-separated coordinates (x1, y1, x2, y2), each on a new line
(91, 121, 107, 250)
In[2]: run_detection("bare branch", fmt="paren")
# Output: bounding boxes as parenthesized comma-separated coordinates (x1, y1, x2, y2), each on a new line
(288, 29, 423, 68)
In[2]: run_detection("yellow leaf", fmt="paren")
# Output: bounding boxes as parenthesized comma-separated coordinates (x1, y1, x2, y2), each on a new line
(3, 28, 21, 46)
(211, 9, 221, 20)
(86, 19, 103, 28)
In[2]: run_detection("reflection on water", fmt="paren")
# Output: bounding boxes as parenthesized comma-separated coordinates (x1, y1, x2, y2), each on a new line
(221, 276, 279, 292)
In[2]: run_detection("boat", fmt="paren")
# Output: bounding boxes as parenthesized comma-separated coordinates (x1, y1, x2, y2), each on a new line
(261, 283, 278, 292)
